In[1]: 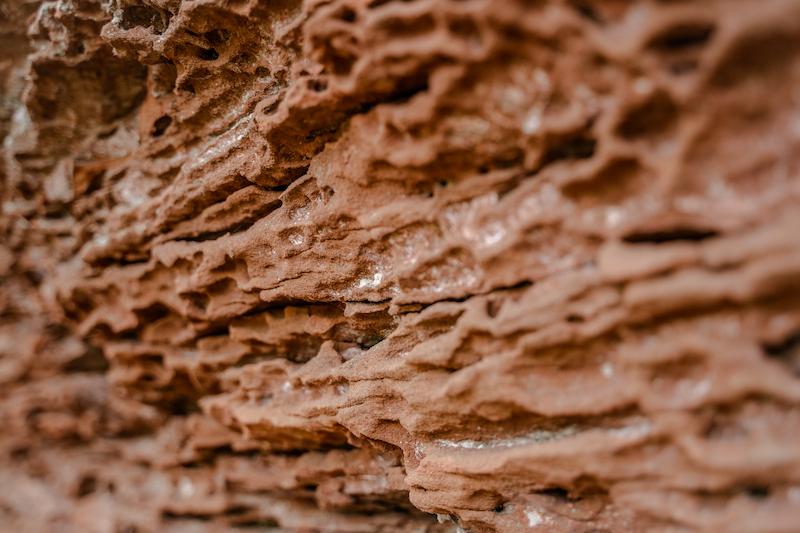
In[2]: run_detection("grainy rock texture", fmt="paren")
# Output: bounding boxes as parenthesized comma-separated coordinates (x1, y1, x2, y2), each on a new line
(2, 0, 800, 531)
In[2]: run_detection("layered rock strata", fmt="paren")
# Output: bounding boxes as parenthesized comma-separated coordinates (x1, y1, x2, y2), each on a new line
(2, 0, 800, 531)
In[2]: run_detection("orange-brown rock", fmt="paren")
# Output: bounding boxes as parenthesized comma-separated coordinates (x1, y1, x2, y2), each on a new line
(2, 0, 800, 531)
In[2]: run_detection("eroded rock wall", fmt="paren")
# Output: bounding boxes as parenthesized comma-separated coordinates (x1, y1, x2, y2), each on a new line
(2, 0, 800, 531)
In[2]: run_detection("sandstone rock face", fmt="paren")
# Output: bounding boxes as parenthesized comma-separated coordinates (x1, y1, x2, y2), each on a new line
(2, 0, 800, 531)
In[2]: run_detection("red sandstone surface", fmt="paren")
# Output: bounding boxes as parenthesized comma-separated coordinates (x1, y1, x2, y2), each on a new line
(2, 0, 800, 531)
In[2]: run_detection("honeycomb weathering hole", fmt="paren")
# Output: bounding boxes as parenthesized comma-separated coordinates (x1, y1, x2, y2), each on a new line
(152, 115, 173, 136)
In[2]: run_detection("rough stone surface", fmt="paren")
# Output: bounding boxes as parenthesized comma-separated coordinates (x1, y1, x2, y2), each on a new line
(2, 0, 800, 531)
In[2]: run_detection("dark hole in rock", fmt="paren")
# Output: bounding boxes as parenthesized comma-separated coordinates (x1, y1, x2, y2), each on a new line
(64, 347, 109, 373)
(381, 74, 429, 106)
(163, 511, 212, 521)
(622, 227, 718, 244)
(570, 0, 603, 24)
(650, 23, 715, 50)
(121, 5, 162, 31)
(199, 48, 219, 61)
(361, 334, 385, 348)
(204, 28, 231, 45)
(77, 476, 97, 497)
(745, 486, 770, 499)
(326, 49, 358, 76)
(234, 519, 280, 527)
(337, 6, 357, 22)
(568, 0, 628, 24)
(763, 331, 800, 377)
(152, 115, 172, 137)
(223, 506, 254, 516)
(262, 99, 282, 115)
(307, 78, 328, 92)
(98, 127, 118, 140)
(368, 0, 415, 8)
(136, 303, 172, 323)
(449, 17, 481, 43)
(26, 408, 44, 423)
(182, 291, 211, 312)
(24, 270, 43, 285)
(543, 137, 597, 165)
(169, 396, 202, 416)
(616, 91, 678, 140)
(10, 447, 28, 461)
(234, 53, 254, 66)
(540, 487, 581, 501)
